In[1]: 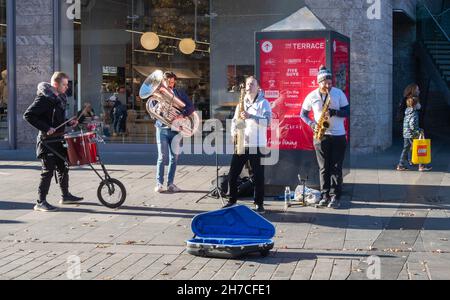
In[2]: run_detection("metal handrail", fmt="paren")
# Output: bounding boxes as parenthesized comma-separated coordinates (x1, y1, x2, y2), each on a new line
(435, 8, 450, 18)
(419, 1, 450, 42)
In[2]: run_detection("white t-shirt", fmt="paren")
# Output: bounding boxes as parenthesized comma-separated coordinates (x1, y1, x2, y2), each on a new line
(302, 87, 349, 136)
(231, 92, 272, 147)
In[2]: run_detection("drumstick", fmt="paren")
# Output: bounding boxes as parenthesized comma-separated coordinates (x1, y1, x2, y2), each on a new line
(53, 116, 77, 132)
(53, 107, 89, 132)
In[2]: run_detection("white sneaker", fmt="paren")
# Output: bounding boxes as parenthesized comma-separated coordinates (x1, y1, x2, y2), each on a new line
(167, 184, 181, 193)
(154, 184, 164, 193)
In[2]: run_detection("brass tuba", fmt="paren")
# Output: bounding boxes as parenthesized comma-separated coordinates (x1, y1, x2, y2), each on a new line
(139, 70, 200, 137)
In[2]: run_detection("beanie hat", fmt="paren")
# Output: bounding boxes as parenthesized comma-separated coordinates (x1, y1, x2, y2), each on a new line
(317, 66, 332, 84)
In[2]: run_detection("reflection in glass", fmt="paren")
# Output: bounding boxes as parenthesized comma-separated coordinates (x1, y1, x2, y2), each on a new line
(61, 0, 210, 144)
(0, 0, 7, 142)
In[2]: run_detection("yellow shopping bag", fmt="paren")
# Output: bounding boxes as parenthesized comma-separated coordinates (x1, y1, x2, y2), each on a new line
(412, 133, 431, 165)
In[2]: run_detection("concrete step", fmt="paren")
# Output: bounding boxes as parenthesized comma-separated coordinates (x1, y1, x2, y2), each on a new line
(425, 40, 450, 45)
(429, 49, 450, 54)
(437, 60, 450, 65)
(432, 54, 450, 60)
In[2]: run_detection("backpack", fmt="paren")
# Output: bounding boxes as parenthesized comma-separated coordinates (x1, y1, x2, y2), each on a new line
(210, 174, 255, 198)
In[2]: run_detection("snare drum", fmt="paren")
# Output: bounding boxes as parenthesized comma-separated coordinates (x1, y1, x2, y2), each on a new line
(64, 131, 99, 166)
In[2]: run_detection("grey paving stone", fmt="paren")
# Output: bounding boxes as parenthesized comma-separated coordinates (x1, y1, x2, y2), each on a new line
(1, 148, 449, 280)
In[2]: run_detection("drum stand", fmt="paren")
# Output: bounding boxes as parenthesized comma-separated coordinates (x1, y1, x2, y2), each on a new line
(41, 139, 112, 183)
(41, 137, 127, 209)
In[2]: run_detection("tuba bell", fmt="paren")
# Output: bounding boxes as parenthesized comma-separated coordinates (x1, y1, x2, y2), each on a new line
(139, 70, 200, 137)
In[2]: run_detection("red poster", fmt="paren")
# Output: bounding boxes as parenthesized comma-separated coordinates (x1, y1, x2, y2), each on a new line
(332, 40, 350, 141)
(259, 39, 326, 150)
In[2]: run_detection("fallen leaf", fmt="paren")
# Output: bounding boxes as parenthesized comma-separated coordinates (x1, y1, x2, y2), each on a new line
(439, 238, 448, 242)
(164, 263, 172, 266)
(401, 241, 407, 245)
(383, 248, 404, 253)
(399, 212, 415, 217)
(161, 273, 170, 276)
(125, 241, 136, 245)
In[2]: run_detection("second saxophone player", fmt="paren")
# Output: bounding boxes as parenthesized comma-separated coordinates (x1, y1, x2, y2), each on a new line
(300, 66, 350, 209)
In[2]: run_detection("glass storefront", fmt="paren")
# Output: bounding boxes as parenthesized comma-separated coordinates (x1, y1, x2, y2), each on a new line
(0, 0, 7, 142)
(60, 0, 210, 144)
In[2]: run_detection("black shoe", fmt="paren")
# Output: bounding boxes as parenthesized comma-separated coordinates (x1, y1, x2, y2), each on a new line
(254, 204, 266, 214)
(34, 202, 58, 212)
(328, 196, 341, 209)
(222, 201, 237, 209)
(60, 193, 84, 205)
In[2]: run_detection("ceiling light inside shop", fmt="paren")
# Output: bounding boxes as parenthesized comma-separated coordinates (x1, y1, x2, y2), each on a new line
(179, 38, 196, 55)
(141, 32, 160, 50)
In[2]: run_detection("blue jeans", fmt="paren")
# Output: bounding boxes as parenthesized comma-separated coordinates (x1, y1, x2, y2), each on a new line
(156, 127, 180, 186)
(399, 138, 413, 167)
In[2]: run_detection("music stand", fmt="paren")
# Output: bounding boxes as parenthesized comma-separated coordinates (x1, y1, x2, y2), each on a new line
(196, 123, 226, 206)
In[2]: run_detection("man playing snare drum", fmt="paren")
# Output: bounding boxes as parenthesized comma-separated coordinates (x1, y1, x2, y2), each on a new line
(23, 72, 84, 212)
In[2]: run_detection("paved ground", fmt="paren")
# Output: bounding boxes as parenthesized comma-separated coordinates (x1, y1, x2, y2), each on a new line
(0, 138, 450, 280)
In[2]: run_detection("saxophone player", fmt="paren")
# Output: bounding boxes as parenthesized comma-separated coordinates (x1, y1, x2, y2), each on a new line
(224, 76, 272, 214)
(300, 66, 350, 209)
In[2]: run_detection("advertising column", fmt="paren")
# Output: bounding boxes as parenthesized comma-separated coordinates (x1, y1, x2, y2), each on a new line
(259, 39, 326, 151)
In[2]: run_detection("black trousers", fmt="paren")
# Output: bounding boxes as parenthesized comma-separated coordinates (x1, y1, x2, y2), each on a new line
(314, 135, 347, 199)
(38, 143, 69, 203)
(229, 148, 264, 206)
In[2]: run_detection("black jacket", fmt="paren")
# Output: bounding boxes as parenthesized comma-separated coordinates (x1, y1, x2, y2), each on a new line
(23, 83, 68, 158)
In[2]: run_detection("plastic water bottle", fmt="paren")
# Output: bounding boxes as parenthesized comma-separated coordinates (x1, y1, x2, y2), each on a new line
(284, 186, 291, 210)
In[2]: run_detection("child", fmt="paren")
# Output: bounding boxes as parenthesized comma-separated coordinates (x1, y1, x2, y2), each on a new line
(397, 97, 432, 172)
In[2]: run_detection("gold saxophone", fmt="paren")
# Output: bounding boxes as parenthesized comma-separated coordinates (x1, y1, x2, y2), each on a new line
(234, 84, 246, 155)
(314, 93, 331, 141)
